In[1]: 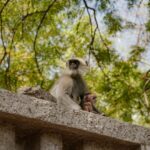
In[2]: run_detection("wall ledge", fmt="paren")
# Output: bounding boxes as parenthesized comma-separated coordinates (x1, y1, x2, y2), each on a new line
(0, 89, 150, 148)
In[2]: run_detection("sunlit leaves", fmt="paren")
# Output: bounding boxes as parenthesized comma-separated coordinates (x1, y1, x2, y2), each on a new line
(98, 0, 110, 11)
(129, 46, 145, 63)
(104, 13, 122, 34)
(95, 60, 143, 121)
(145, 20, 150, 32)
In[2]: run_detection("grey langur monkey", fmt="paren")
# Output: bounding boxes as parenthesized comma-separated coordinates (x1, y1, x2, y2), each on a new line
(50, 58, 99, 112)
(17, 58, 100, 113)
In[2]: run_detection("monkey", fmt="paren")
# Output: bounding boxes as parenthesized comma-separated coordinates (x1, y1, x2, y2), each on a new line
(17, 58, 101, 114)
(82, 92, 100, 113)
(50, 58, 101, 113)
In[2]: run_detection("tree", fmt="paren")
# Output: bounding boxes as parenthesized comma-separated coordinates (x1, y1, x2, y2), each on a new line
(0, 0, 150, 126)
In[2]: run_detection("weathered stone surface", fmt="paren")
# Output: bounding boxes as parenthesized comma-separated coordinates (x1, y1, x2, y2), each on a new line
(0, 89, 150, 148)
(82, 141, 140, 150)
(0, 125, 16, 150)
(16, 133, 41, 150)
(140, 145, 150, 150)
(17, 86, 56, 102)
(40, 133, 62, 150)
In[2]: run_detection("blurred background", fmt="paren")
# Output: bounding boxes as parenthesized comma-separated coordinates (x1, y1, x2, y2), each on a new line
(0, 0, 150, 126)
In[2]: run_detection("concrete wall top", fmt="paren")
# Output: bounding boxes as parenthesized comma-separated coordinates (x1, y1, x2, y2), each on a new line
(0, 89, 150, 146)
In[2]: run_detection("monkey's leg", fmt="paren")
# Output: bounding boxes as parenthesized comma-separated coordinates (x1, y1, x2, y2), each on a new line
(58, 95, 81, 111)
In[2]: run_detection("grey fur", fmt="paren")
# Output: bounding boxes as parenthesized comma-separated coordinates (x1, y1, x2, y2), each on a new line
(50, 59, 89, 110)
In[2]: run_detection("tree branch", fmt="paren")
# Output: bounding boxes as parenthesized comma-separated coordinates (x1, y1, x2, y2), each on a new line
(0, 0, 12, 65)
(83, 0, 111, 61)
(33, 0, 57, 85)
(0, 0, 10, 15)
(22, 10, 46, 21)
(76, 8, 85, 33)
(0, 15, 7, 65)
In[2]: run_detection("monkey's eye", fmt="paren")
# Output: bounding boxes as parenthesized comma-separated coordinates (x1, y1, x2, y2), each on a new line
(69, 60, 79, 65)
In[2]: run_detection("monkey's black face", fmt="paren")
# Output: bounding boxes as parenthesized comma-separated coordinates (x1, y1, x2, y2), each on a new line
(69, 59, 80, 70)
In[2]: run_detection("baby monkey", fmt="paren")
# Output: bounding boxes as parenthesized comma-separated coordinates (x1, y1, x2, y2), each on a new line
(83, 93, 99, 113)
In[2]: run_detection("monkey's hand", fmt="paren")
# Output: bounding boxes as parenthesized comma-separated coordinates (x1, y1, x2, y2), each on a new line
(83, 93, 96, 112)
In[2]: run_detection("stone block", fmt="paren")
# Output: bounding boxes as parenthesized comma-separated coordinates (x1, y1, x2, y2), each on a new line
(0, 125, 15, 150)
(40, 133, 62, 150)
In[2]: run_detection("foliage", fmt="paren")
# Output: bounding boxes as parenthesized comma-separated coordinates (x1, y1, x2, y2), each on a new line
(0, 0, 150, 126)
(146, 20, 150, 32)
(98, 0, 110, 11)
(126, 0, 138, 8)
(104, 13, 122, 34)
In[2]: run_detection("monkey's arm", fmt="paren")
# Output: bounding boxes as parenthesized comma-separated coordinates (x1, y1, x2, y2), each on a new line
(50, 76, 81, 110)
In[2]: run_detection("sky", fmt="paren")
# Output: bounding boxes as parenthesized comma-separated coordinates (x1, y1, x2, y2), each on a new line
(96, 0, 150, 71)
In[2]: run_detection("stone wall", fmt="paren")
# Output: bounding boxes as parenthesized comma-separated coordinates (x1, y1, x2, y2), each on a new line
(0, 89, 150, 150)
